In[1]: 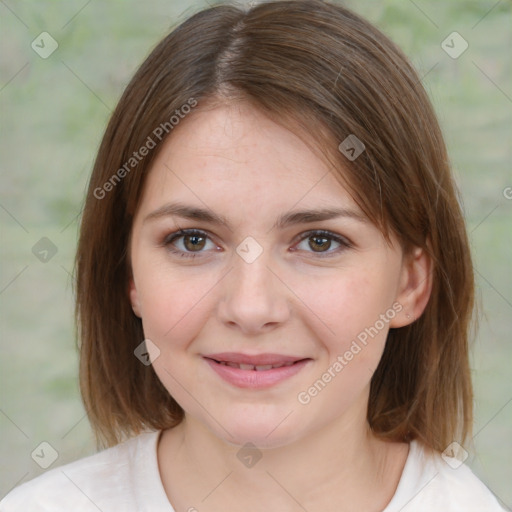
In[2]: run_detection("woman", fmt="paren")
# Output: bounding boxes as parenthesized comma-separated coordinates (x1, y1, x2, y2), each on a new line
(1, 1, 505, 510)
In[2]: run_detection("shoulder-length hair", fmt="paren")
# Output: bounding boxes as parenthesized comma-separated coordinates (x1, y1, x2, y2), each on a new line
(75, 0, 474, 450)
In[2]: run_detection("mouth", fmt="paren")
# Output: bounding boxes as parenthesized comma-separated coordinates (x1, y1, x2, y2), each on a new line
(203, 353, 312, 389)
(213, 361, 297, 370)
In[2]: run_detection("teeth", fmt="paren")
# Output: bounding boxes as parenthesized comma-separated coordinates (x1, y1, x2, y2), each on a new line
(255, 365, 273, 371)
(217, 361, 297, 370)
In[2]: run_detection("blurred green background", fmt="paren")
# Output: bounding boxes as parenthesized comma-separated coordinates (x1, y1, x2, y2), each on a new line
(1, 0, 511, 507)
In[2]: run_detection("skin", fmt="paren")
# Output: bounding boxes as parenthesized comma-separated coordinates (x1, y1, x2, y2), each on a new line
(128, 100, 432, 511)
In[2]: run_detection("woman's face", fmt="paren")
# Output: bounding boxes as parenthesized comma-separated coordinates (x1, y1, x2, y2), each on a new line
(129, 101, 420, 448)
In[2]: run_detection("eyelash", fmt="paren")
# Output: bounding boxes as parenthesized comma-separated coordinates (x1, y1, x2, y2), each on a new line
(162, 228, 352, 259)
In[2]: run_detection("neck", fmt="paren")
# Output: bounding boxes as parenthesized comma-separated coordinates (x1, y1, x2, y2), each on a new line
(157, 400, 409, 512)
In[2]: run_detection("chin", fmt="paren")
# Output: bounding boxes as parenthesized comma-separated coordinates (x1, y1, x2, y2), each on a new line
(207, 411, 304, 450)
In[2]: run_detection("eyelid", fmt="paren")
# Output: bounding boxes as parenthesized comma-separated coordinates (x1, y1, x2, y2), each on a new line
(294, 229, 351, 245)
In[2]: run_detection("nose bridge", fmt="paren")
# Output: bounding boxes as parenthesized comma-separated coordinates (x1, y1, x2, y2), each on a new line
(232, 238, 278, 298)
(218, 238, 290, 331)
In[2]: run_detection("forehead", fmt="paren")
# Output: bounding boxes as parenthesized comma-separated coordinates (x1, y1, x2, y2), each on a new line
(138, 101, 360, 218)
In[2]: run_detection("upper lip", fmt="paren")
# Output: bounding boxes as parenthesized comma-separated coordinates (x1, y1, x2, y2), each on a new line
(204, 352, 308, 366)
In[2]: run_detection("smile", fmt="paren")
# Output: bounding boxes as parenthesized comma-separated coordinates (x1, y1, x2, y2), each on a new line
(215, 361, 296, 371)
(203, 353, 311, 389)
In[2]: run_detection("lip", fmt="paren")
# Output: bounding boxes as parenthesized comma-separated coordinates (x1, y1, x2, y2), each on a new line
(203, 353, 311, 389)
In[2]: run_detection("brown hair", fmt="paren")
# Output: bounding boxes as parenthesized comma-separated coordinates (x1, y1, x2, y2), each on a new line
(75, 0, 474, 450)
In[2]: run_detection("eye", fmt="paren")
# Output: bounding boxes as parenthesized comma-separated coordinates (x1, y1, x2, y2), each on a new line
(163, 229, 217, 258)
(293, 230, 351, 257)
(162, 228, 352, 260)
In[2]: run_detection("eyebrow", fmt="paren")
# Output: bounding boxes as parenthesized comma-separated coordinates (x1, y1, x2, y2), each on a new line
(143, 202, 368, 230)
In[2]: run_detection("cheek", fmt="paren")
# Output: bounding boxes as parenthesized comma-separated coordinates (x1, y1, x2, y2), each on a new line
(137, 271, 218, 410)
(293, 268, 395, 344)
(294, 271, 394, 416)
(137, 268, 219, 348)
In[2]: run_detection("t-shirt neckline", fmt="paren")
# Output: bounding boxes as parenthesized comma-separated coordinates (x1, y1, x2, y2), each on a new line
(134, 430, 177, 511)
(139, 430, 422, 512)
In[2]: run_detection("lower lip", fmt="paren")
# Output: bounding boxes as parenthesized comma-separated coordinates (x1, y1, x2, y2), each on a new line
(204, 358, 310, 389)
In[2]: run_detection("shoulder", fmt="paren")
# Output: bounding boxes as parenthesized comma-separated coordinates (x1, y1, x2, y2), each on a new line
(0, 431, 162, 512)
(385, 440, 507, 512)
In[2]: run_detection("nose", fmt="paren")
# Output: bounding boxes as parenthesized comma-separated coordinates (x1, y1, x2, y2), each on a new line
(217, 248, 291, 335)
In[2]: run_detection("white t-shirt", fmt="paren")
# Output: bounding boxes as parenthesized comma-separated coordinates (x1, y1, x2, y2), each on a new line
(0, 430, 506, 511)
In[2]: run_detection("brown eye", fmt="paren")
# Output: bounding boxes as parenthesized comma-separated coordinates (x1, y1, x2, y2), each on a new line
(295, 230, 351, 257)
(164, 229, 216, 258)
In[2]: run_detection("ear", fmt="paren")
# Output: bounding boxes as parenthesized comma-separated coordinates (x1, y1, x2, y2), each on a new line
(128, 276, 142, 318)
(390, 246, 433, 328)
